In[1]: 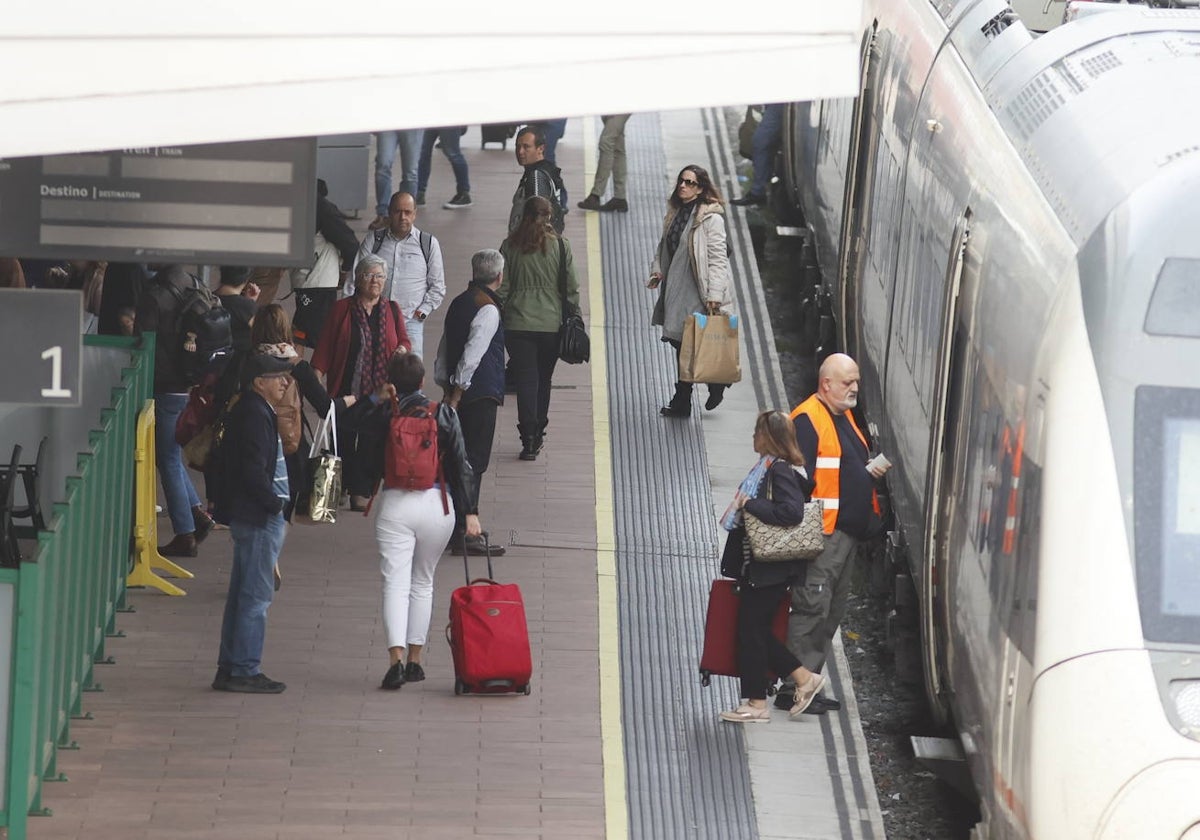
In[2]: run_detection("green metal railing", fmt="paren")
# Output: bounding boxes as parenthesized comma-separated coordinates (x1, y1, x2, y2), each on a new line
(2, 334, 153, 840)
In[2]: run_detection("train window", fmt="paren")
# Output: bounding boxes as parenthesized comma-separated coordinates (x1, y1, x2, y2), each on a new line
(1145, 258, 1200, 338)
(1134, 385, 1200, 643)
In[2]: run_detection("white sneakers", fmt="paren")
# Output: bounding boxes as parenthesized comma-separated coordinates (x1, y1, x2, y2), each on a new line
(719, 703, 771, 724)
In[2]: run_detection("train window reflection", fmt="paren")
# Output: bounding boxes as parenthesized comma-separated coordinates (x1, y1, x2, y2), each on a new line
(1135, 386, 1200, 643)
(1145, 258, 1200, 338)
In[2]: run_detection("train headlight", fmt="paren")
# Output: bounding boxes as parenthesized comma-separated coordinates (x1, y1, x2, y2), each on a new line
(1170, 681, 1200, 729)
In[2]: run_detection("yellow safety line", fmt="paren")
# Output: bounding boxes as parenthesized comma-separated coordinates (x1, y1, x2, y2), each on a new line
(583, 116, 629, 840)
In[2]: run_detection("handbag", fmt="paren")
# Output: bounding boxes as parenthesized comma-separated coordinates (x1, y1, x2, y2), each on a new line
(307, 404, 342, 524)
(743, 474, 825, 562)
(679, 313, 742, 384)
(738, 105, 761, 160)
(555, 238, 590, 364)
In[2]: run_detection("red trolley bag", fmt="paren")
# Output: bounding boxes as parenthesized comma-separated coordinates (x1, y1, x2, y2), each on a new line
(447, 534, 533, 695)
(698, 579, 790, 687)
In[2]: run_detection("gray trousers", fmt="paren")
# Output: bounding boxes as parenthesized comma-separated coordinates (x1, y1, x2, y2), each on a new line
(589, 114, 631, 200)
(787, 528, 858, 673)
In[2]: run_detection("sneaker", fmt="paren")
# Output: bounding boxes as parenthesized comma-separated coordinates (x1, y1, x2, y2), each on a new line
(599, 198, 629, 212)
(464, 534, 506, 556)
(415, 192, 427, 206)
(368, 214, 389, 230)
(789, 672, 826, 719)
(719, 703, 771, 724)
(223, 673, 286, 694)
(577, 194, 602, 211)
(381, 662, 406, 690)
(404, 662, 426, 683)
(730, 193, 766, 207)
(443, 192, 473, 209)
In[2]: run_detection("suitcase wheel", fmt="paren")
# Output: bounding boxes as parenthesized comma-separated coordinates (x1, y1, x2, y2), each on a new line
(521, 683, 531, 696)
(455, 679, 469, 695)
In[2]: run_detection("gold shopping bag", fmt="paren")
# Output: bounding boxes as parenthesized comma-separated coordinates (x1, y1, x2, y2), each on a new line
(679, 313, 742, 384)
(307, 405, 341, 524)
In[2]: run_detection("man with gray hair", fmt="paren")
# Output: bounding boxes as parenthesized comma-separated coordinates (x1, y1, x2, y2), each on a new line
(434, 249, 508, 556)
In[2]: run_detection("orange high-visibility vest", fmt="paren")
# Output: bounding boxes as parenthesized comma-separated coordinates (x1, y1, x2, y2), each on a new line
(790, 394, 878, 534)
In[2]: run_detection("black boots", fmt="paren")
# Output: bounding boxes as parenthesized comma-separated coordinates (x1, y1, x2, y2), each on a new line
(660, 382, 693, 418)
(705, 385, 727, 411)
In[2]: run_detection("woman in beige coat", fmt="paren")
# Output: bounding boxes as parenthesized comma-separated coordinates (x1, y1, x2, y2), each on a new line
(648, 164, 734, 418)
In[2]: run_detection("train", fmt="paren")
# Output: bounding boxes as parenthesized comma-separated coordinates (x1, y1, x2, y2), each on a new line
(777, 0, 1200, 837)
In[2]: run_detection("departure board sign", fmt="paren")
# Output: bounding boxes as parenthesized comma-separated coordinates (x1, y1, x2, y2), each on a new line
(0, 139, 317, 267)
(0, 289, 81, 406)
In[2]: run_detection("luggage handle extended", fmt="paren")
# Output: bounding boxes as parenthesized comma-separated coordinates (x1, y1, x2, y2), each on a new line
(461, 530, 495, 585)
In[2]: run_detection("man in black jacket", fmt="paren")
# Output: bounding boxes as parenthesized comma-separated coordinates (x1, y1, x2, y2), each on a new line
(508, 125, 567, 234)
(211, 352, 293, 694)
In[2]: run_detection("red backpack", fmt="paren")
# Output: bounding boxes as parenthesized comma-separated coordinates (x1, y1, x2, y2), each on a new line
(383, 400, 449, 512)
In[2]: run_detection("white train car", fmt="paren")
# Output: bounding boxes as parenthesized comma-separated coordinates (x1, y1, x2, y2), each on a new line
(780, 0, 1200, 836)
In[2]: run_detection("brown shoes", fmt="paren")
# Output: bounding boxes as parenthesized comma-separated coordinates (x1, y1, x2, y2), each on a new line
(159, 533, 197, 558)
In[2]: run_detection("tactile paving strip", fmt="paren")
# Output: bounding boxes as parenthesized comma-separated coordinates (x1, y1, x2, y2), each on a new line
(598, 112, 759, 840)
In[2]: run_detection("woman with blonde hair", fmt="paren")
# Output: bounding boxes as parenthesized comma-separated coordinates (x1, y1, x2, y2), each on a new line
(498, 195, 580, 460)
(717, 410, 823, 724)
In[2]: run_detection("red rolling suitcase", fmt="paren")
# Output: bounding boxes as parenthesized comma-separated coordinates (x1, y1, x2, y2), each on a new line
(447, 535, 533, 695)
(698, 579, 790, 687)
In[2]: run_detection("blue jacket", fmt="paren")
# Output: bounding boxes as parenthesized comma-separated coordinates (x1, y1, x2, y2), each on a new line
(212, 390, 286, 527)
(442, 282, 505, 406)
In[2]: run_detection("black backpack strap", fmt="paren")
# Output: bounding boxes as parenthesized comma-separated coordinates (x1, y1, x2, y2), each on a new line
(419, 231, 432, 265)
(372, 228, 387, 254)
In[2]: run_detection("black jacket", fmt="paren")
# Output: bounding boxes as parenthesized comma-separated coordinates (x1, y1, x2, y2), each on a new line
(213, 390, 286, 526)
(721, 460, 815, 588)
(135, 266, 200, 393)
(343, 392, 478, 518)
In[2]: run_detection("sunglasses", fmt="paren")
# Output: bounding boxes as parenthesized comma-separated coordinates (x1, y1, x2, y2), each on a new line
(678, 177, 700, 187)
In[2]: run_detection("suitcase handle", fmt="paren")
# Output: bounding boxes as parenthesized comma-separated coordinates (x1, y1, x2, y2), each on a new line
(469, 577, 500, 587)
(461, 530, 495, 584)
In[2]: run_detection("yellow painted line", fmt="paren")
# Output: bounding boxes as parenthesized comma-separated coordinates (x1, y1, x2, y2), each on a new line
(582, 116, 629, 840)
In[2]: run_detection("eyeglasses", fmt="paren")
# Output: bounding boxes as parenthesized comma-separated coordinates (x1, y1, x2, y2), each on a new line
(364, 272, 386, 281)
(678, 178, 699, 187)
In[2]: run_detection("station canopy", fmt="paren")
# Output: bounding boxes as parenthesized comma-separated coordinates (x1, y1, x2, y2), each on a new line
(0, 1, 862, 158)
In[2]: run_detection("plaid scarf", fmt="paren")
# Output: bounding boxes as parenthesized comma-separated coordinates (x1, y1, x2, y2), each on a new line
(720, 455, 776, 531)
(350, 300, 391, 397)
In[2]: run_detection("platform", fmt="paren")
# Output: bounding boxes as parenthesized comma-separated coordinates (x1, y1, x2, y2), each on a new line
(28, 110, 883, 840)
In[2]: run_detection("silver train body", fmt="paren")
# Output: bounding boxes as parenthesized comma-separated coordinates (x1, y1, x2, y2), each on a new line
(780, 1, 1200, 836)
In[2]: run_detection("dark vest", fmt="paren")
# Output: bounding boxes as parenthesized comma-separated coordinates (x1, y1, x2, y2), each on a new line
(444, 283, 505, 405)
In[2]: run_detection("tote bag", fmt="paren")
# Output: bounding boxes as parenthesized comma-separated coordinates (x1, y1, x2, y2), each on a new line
(307, 405, 342, 524)
(679, 313, 742, 384)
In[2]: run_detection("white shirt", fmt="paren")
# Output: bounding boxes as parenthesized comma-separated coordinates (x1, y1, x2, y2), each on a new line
(434, 303, 501, 392)
(348, 226, 446, 319)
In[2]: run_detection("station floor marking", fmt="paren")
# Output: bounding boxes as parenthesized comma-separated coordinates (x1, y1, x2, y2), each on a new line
(582, 116, 630, 840)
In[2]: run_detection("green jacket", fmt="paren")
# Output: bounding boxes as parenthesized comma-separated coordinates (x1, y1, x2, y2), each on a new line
(498, 236, 580, 333)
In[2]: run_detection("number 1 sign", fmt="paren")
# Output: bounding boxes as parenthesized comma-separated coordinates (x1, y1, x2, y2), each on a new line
(0, 289, 82, 406)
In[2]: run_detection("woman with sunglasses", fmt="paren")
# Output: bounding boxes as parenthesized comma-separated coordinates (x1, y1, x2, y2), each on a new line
(648, 164, 734, 417)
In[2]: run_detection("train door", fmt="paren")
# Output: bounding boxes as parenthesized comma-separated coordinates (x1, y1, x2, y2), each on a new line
(921, 210, 975, 725)
(836, 22, 879, 362)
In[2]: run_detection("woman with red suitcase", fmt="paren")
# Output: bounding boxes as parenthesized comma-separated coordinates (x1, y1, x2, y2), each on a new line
(717, 411, 820, 723)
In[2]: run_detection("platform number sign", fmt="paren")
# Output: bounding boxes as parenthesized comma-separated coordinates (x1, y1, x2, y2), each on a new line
(0, 289, 82, 406)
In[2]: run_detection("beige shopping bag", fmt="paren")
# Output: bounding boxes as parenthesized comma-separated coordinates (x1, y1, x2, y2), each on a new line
(679, 313, 742, 384)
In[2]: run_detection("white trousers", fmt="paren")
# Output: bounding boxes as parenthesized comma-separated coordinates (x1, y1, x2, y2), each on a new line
(375, 487, 456, 649)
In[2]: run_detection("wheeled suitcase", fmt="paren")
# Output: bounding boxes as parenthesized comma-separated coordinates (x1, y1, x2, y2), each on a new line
(447, 534, 533, 695)
(698, 579, 790, 687)
(480, 123, 516, 149)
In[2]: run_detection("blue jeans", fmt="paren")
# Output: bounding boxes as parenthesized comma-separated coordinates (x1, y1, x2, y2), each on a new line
(154, 392, 202, 536)
(404, 316, 424, 360)
(374, 130, 423, 215)
(418, 128, 470, 195)
(219, 513, 286, 677)
(541, 118, 568, 205)
(750, 104, 785, 198)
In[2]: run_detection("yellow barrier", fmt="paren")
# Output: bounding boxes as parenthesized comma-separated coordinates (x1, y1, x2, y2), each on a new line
(127, 399, 194, 595)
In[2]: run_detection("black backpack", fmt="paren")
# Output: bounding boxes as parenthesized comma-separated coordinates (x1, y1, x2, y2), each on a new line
(166, 276, 232, 385)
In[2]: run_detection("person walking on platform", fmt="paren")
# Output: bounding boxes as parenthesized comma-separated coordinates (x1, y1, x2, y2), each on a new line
(731, 103, 785, 207)
(347, 353, 480, 690)
(775, 352, 891, 714)
(348, 191, 445, 358)
(209, 350, 295, 694)
(417, 126, 473, 209)
(577, 114, 631, 213)
(434, 249, 508, 556)
(370, 129, 423, 230)
(509, 125, 568, 235)
(312, 255, 412, 511)
(718, 411, 820, 723)
(499, 196, 580, 461)
(135, 265, 218, 558)
(648, 164, 734, 418)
